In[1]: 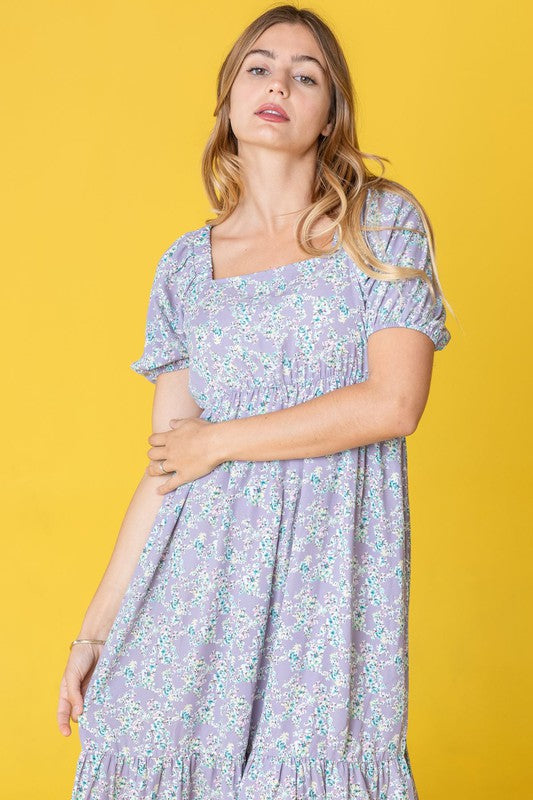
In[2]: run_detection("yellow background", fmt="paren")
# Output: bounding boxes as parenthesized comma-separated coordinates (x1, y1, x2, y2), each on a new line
(1, 2, 531, 798)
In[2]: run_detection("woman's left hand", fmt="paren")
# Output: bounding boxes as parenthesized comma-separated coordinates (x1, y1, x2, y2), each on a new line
(146, 417, 223, 494)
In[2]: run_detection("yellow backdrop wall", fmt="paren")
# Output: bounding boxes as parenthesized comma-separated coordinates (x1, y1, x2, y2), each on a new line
(1, 2, 530, 798)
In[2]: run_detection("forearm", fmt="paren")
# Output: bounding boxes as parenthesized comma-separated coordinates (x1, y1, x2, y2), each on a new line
(76, 470, 170, 640)
(212, 379, 412, 463)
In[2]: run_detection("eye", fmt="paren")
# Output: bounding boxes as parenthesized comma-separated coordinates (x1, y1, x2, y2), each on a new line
(296, 74, 317, 85)
(246, 66, 317, 86)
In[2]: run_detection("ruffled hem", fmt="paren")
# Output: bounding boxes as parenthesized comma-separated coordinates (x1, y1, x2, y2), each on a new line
(71, 744, 419, 800)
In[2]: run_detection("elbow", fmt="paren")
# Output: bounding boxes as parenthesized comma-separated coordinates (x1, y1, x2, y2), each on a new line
(402, 415, 419, 437)
(392, 396, 420, 437)
(368, 380, 424, 438)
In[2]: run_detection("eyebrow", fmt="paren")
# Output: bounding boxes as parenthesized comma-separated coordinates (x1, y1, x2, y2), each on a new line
(243, 48, 326, 75)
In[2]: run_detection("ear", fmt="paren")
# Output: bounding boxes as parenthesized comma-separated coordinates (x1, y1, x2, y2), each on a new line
(321, 119, 334, 137)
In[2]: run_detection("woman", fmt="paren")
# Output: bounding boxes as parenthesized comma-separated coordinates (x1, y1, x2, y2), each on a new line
(59, 5, 452, 799)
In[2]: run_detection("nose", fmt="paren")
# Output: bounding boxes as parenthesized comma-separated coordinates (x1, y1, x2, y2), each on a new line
(267, 77, 288, 96)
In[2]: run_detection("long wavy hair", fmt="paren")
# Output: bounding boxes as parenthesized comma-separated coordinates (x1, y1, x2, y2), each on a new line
(201, 3, 453, 314)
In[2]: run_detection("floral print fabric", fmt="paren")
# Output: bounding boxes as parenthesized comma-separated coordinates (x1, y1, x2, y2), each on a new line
(70, 187, 450, 799)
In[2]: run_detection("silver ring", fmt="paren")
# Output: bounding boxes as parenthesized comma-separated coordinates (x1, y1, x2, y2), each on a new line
(159, 460, 171, 474)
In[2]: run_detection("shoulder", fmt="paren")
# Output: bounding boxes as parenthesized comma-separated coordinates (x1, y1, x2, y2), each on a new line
(151, 223, 206, 285)
(363, 185, 426, 232)
(360, 185, 431, 267)
(155, 228, 196, 271)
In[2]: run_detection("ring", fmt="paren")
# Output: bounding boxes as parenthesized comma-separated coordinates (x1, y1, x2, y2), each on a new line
(159, 460, 171, 474)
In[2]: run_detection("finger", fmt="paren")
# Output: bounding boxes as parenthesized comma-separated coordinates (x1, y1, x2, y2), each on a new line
(65, 673, 84, 723)
(57, 699, 72, 735)
(157, 475, 180, 494)
(57, 690, 73, 736)
(148, 461, 174, 477)
(147, 432, 167, 446)
(147, 445, 167, 461)
(58, 674, 83, 736)
(58, 696, 83, 732)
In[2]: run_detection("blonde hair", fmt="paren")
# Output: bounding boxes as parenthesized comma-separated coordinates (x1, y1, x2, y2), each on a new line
(201, 3, 453, 315)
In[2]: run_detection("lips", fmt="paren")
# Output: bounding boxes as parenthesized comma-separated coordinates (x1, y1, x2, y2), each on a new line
(254, 103, 290, 121)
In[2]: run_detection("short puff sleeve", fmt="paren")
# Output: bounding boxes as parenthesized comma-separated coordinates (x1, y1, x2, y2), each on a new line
(361, 190, 451, 351)
(130, 236, 190, 382)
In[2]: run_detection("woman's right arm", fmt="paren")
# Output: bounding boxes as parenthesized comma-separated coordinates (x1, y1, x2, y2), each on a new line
(57, 367, 202, 736)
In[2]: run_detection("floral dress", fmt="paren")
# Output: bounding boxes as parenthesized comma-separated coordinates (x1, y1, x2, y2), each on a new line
(70, 186, 451, 800)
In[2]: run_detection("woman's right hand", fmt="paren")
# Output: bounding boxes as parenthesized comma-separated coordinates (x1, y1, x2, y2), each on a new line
(57, 642, 104, 736)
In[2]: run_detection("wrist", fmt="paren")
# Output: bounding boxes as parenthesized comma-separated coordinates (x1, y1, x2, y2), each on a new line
(208, 419, 234, 464)
(77, 614, 115, 640)
(76, 626, 112, 640)
(70, 637, 106, 650)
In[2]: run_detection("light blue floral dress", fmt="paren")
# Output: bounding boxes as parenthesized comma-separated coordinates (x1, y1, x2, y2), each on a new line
(71, 187, 451, 799)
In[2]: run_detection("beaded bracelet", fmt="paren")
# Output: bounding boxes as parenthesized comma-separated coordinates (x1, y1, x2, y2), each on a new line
(70, 638, 106, 650)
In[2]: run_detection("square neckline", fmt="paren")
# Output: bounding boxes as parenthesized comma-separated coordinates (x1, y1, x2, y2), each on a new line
(204, 222, 340, 284)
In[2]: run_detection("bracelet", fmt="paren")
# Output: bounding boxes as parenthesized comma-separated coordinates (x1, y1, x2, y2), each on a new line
(70, 638, 106, 650)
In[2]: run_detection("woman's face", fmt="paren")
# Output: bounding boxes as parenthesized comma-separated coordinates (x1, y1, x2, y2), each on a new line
(228, 22, 333, 156)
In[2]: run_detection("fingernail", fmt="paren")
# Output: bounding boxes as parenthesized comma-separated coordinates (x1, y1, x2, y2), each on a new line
(74, 706, 83, 714)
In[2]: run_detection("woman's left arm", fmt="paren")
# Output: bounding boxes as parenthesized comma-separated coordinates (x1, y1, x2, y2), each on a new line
(214, 327, 435, 459)
(149, 326, 435, 494)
